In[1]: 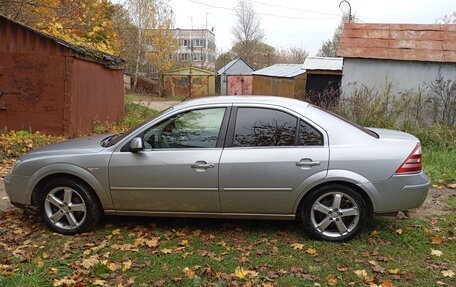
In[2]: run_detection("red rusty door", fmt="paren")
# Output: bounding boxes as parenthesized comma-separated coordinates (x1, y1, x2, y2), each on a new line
(0, 53, 65, 134)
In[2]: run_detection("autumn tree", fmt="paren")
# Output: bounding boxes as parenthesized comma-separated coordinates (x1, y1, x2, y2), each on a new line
(318, 13, 356, 57)
(0, 0, 120, 54)
(277, 47, 308, 64)
(125, 0, 177, 91)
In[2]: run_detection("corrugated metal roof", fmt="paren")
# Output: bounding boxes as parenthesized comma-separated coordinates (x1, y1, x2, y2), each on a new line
(252, 64, 305, 78)
(337, 23, 456, 63)
(302, 57, 343, 71)
(217, 58, 254, 75)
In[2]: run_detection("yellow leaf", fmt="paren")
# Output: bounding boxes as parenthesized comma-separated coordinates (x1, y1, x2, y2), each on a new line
(395, 229, 403, 235)
(107, 262, 120, 271)
(306, 248, 318, 255)
(371, 230, 381, 235)
(182, 267, 195, 279)
(53, 277, 76, 287)
(431, 249, 443, 257)
(290, 243, 304, 250)
(93, 279, 108, 286)
(122, 260, 132, 271)
(325, 275, 337, 286)
(388, 268, 401, 275)
(112, 229, 121, 235)
(441, 270, 454, 278)
(235, 266, 249, 279)
(161, 248, 172, 254)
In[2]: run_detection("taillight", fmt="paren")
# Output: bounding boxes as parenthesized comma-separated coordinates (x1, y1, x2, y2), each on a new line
(395, 144, 422, 174)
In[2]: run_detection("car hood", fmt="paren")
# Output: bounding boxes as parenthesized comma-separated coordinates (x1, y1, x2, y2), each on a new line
(368, 128, 419, 142)
(20, 134, 110, 160)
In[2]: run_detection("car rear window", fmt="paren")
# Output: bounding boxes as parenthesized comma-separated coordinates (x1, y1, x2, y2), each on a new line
(311, 105, 379, 139)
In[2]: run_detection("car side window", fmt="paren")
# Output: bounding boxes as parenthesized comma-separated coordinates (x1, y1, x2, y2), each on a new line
(142, 108, 226, 149)
(297, 120, 323, 146)
(233, 108, 297, 147)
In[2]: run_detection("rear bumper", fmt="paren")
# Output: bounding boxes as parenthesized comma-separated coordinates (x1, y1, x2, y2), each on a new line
(369, 171, 430, 213)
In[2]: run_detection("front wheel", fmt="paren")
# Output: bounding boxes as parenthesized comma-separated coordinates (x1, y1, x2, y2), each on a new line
(301, 184, 368, 242)
(39, 178, 101, 235)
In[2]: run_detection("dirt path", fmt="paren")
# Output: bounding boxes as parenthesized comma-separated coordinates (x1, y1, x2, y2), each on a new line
(1, 179, 454, 217)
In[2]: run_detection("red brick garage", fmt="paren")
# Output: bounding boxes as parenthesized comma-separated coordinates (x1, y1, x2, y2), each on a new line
(0, 15, 125, 136)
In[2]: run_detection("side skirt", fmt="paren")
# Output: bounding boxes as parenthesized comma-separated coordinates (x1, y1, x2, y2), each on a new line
(104, 210, 296, 221)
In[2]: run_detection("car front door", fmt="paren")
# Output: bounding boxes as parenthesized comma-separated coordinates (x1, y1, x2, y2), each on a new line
(219, 106, 329, 214)
(109, 106, 229, 213)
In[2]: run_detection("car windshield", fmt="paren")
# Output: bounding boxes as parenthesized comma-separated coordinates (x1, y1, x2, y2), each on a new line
(311, 105, 379, 139)
(106, 107, 173, 147)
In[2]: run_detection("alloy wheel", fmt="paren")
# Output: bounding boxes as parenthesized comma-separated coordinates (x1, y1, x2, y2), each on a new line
(44, 187, 87, 230)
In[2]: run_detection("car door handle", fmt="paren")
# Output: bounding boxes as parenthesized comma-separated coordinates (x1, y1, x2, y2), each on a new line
(191, 161, 215, 169)
(296, 159, 321, 167)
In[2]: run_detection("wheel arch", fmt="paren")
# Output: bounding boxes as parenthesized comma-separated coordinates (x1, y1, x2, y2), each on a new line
(28, 164, 113, 210)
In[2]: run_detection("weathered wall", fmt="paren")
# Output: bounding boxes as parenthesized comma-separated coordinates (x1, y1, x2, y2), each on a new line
(341, 58, 456, 96)
(68, 59, 124, 136)
(252, 76, 293, 98)
(0, 17, 69, 133)
(226, 75, 252, 95)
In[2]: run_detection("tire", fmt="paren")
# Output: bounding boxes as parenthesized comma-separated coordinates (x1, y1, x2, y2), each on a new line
(300, 184, 368, 242)
(39, 177, 101, 235)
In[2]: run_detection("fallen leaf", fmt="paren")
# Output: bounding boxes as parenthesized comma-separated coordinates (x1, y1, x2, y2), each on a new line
(306, 248, 318, 255)
(122, 260, 132, 271)
(431, 249, 443, 257)
(380, 279, 394, 287)
(107, 262, 121, 271)
(395, 229, 403, 235)
(93, 279, 108, 286)
(290, 243, 304, 250)
(447, 183, 456, 189)
(371, 230, 381, 235)
(146, 237, 159, 248)
(112, 229, 121, 235)
(234, 266, 258, 280)
(53, 277, 76, 287)
(81, 255, 100, 269)
(325, 274, 337, 286)
(161, 248, 172, 254)
(388, 268, 401, 275)
(441, 270, 454, 278)
(182, 267, 195, 279)
(431, 236, 444, 245)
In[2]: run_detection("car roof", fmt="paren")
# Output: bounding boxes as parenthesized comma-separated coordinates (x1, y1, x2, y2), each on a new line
(173, 96, 310, 110)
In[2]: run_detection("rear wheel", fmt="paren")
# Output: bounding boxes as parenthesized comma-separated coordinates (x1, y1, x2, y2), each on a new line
(39, 178, 101, 235)
(301, 184, 367, 242)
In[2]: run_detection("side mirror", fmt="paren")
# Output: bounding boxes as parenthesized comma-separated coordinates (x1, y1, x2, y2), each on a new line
(130, 137, 144, 153)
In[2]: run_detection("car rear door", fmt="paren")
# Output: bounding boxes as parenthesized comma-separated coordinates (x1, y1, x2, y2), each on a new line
(219, 106, 329, 214)
(109, 106, 230, 213)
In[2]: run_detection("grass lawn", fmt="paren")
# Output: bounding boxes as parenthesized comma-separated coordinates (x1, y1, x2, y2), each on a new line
(0, 196, 455, 287)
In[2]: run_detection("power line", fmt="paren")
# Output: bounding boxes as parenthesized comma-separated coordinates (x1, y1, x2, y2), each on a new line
(247, 0, 340, 17)
(185, 0, 340, 21)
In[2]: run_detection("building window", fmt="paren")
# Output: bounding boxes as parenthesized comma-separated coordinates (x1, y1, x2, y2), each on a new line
(179, 53, 188, 61)
(192, 39, 206, 48)
(192, 53, 205, 62)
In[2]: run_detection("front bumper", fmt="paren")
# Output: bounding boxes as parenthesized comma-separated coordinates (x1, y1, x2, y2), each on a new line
(370, 171, 430, 213)
(4, 173, 32, 207)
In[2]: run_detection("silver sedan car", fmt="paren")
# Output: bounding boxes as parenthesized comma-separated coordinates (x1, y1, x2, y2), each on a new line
(5, 96, 430, 241)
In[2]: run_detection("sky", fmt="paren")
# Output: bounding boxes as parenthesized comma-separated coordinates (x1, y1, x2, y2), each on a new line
(168, 0, 455, 56)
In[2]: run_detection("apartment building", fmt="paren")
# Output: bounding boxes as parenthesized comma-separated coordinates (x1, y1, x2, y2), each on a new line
(174, 28, 216, 69)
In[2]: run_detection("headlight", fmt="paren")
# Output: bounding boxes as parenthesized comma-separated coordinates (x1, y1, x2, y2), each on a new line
(10, 159, 23, 174)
